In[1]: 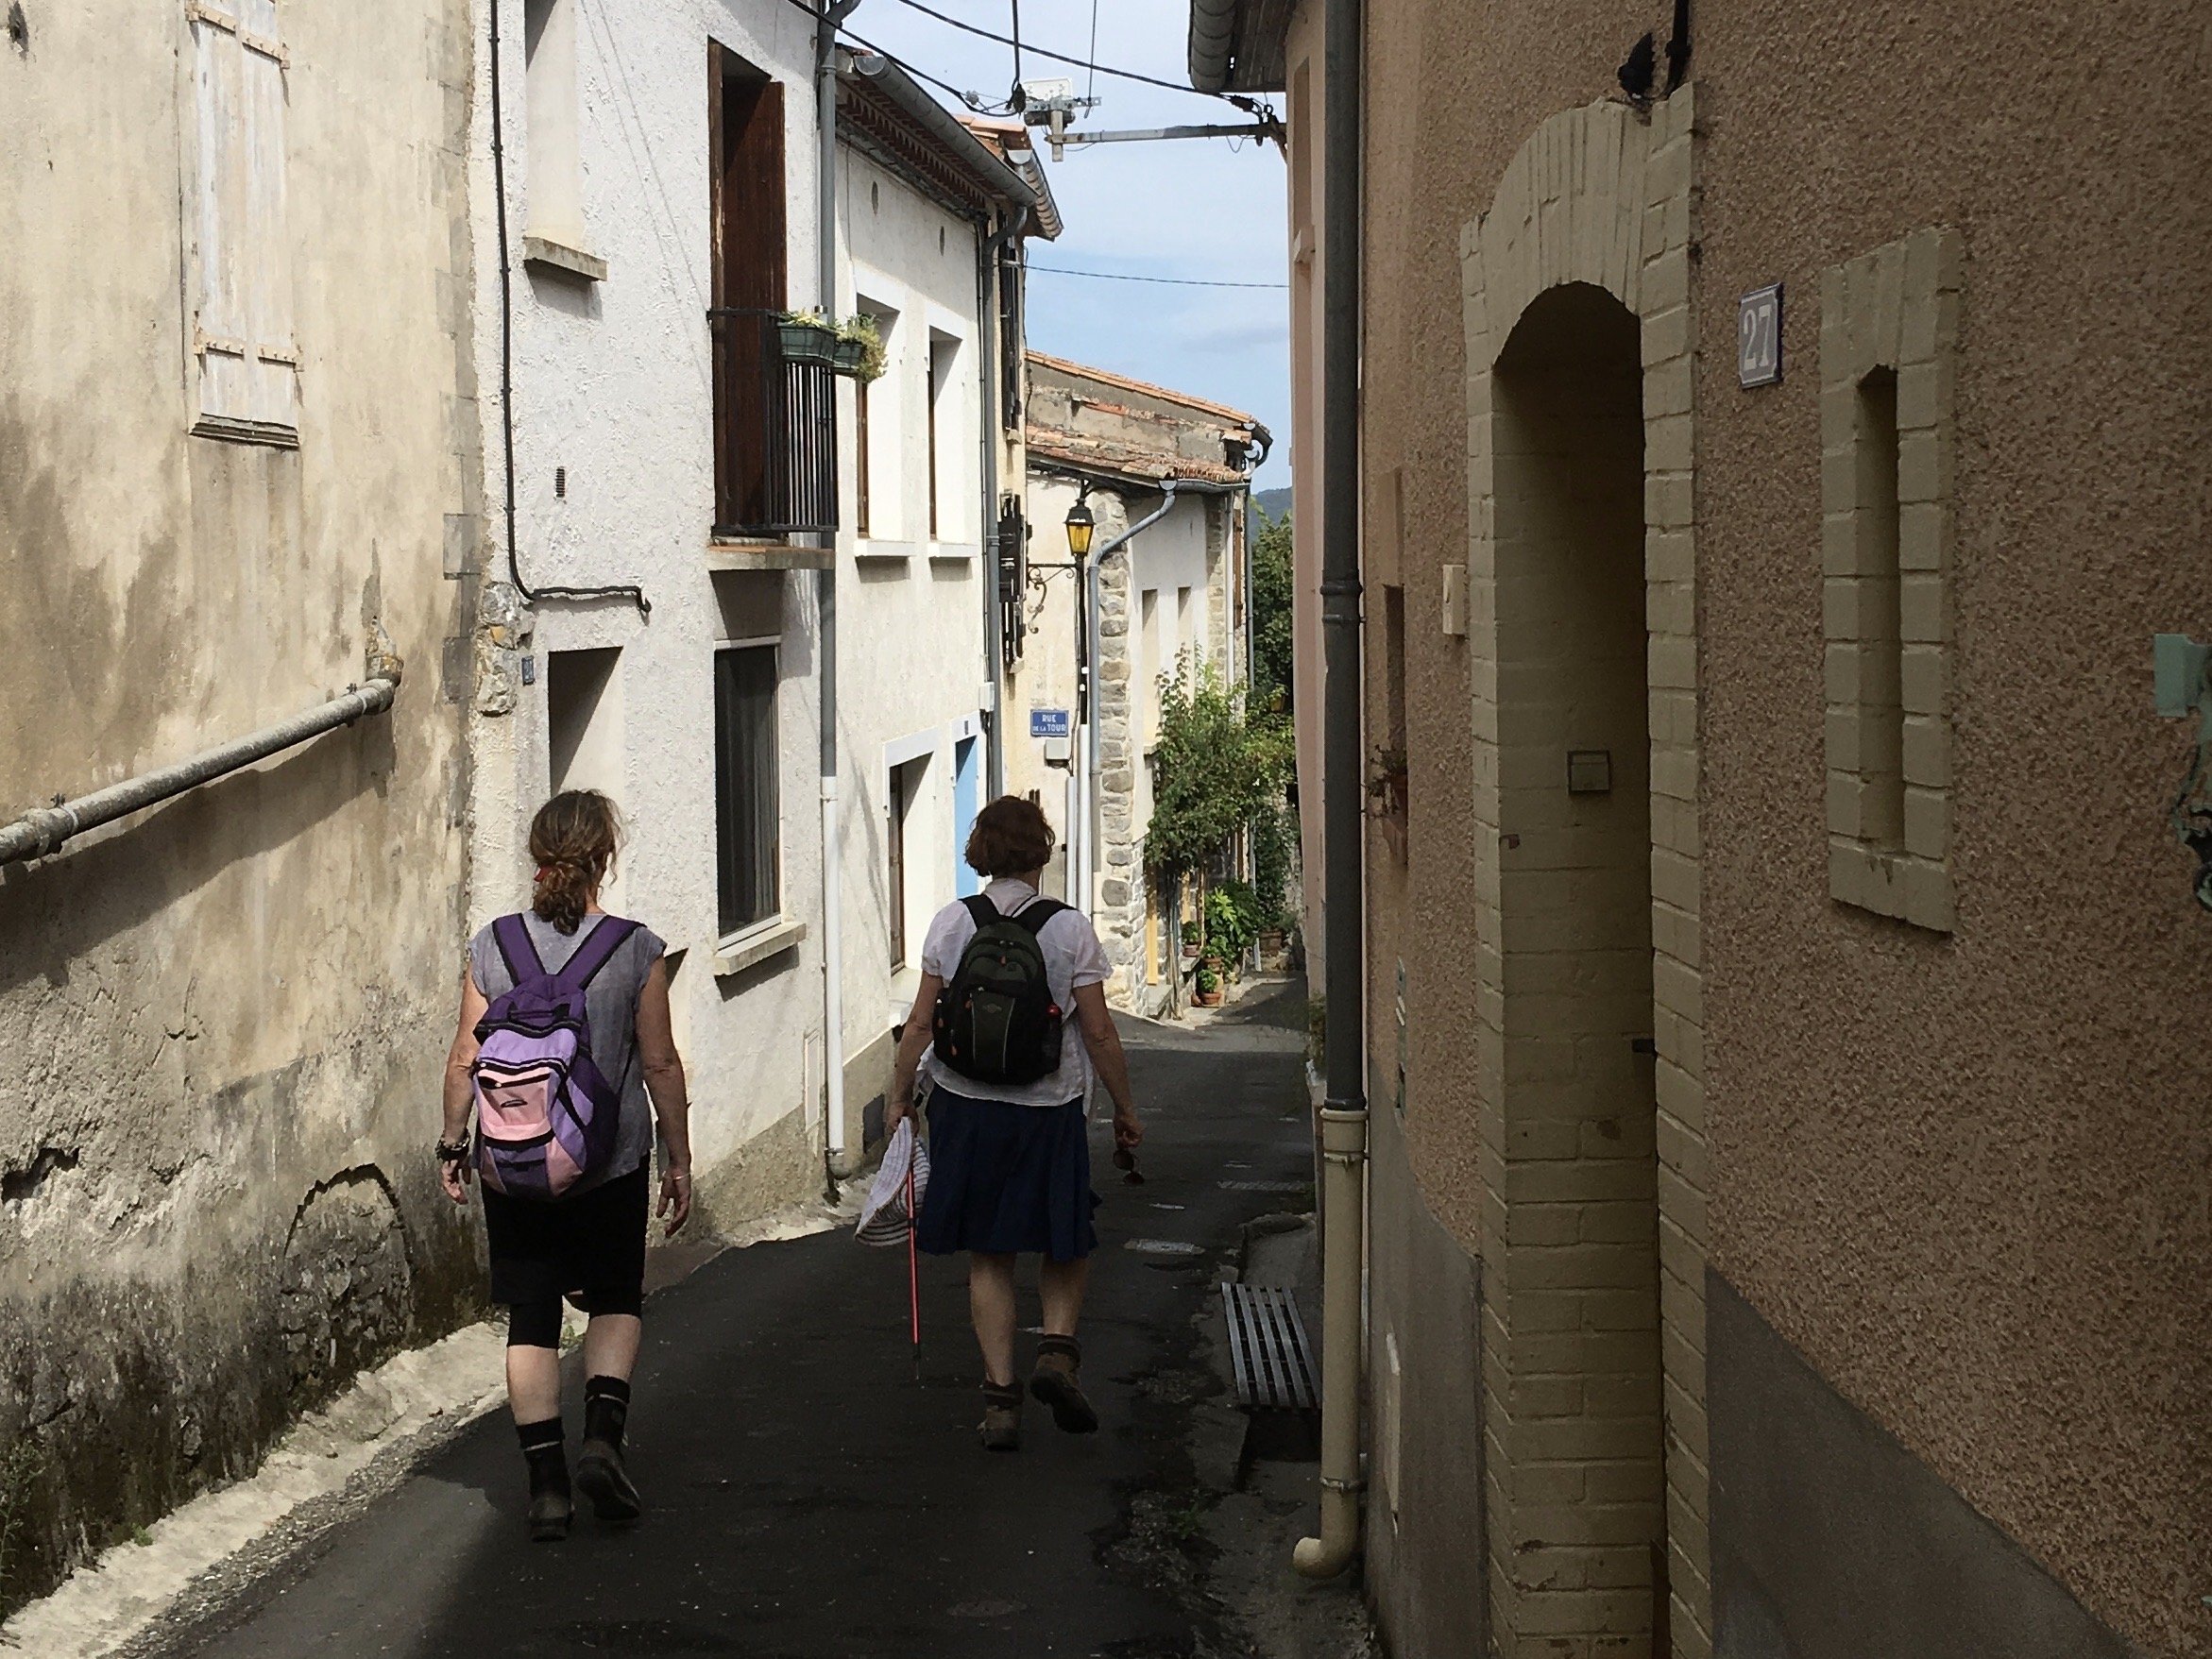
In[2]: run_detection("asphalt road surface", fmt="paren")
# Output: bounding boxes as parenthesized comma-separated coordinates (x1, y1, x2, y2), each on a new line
(169, 983, 1318, 1659)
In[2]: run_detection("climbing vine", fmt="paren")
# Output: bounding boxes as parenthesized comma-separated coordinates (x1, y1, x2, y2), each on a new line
(1144, 660, 1293, 879)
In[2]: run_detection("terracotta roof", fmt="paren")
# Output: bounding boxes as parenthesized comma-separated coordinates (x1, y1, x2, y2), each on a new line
(1026, 350, 1260, 430)
(957, 118, 1064, 241)
(1024, 426, 1249, 487)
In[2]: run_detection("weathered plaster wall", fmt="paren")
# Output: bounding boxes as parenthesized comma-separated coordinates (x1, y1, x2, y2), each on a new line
(0, 0, 480, 1605)
(464, 0, 826, 1224)
(1342, 0, 2211, 1650)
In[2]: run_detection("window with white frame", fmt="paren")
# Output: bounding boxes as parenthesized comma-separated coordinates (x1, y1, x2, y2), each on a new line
(714, 640, 781, 938)
(187, 0, 298, 444)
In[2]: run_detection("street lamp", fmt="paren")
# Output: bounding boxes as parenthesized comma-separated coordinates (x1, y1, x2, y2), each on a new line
(1064, 497, 1095, 561)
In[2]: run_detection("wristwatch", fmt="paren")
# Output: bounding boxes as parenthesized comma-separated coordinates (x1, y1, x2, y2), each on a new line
(435, 1136, 471, 1163)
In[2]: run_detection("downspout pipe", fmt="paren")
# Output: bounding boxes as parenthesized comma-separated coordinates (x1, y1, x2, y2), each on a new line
(1295, 0, 1367, 1583)
(978, 205, 1029, 801)
(817, 0, 859, 1187)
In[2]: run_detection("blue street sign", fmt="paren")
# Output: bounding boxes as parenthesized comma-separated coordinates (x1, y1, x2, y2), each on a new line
(1029, 707, 1071, 739)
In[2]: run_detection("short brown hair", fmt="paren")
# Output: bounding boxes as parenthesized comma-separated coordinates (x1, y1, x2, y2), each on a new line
(530, 789, 622, 933)
(964, 795, 1056, 878)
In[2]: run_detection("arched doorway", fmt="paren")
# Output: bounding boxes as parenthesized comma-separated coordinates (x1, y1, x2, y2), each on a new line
(1491, 279, 1667, 1649)
(1457, 92, 1709, 1655)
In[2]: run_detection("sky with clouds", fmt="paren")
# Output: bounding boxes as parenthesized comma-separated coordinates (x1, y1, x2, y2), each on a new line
(847, 0, 1293, 490)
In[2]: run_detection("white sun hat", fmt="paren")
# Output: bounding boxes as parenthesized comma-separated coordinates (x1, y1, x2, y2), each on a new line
(855, 1118, 931, 1246)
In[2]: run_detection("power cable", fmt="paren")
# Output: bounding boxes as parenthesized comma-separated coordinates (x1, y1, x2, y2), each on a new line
(780, 0, 1020, 114)
(882, 0, 1235, 99)
(1029, 265, 1288, 290)
(1085, 0, 1099, 102)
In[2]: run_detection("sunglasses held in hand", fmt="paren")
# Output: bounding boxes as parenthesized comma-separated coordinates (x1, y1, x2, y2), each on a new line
(1113, 1144, 1145, 1186)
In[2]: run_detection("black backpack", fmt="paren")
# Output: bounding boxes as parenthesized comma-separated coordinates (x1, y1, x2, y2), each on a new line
(931, 894, 1070, 1085)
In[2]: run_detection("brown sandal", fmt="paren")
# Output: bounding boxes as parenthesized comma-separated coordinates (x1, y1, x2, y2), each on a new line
(979, 1380, 1023, 1451)
(1028, 1335, 1099, 1434)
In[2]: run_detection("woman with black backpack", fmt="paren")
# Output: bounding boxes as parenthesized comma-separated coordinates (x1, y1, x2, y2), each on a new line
(886, 795, 1144, 1451)
(436, 789, 693, 1540)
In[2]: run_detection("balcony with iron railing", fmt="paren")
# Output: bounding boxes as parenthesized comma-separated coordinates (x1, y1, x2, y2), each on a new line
(708, 306, 839, 548)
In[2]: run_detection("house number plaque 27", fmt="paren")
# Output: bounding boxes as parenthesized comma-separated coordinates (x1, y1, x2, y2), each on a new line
(1738, 282, 1783, 387)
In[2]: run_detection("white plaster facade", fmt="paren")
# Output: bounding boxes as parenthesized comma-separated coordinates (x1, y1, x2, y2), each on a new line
(824, 81, 1045, 1147)
(466, 0, 831, 1225)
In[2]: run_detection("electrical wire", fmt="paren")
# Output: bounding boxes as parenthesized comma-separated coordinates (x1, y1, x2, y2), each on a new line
(1029, 265, 1288, 290)
(882, 0, 1236, 99)
(486, 0, 650, 617)
(1085, 0, 1099, 102)
(782, 0, 1020, 114)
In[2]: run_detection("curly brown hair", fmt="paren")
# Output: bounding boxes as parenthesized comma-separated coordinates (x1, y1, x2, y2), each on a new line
(964, 795, 1057, 879)
(530, 790, 622, 933)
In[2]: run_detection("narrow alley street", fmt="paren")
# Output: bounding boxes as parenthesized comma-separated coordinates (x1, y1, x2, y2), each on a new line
(133, 985, 1360, 1659)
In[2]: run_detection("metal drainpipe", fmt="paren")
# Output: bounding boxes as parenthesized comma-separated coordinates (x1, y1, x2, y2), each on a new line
(817, 0, 859, 1186)
(0, 669, 400, 868)
(1295, 0, 1368, 1583)
(978, 206, 1029, 801)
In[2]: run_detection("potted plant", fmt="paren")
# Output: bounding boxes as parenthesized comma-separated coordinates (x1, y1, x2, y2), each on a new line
(1193, 962, 1221, 1007)
(775, 309, 838, 366)
(1257, 917, 1287, 962)
(830, 313, 886, 381)
(1181, 920, 1201, 960)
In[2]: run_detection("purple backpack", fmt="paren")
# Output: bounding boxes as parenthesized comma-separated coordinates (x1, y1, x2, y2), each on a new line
(471, 913, 640, 1200)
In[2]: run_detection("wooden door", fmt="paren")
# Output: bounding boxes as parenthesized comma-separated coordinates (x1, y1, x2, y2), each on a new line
(710, 46, 786, 533)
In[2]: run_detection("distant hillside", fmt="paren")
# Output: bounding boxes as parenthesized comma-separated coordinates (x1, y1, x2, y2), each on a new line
(1253, 487, 1292, 523)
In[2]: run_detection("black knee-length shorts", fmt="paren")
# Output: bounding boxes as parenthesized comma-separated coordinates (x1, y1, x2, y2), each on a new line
(482, 1163, 649, 1322)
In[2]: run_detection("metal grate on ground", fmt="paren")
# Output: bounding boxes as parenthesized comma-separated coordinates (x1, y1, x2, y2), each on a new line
(1219, 1281, 1319, 1411)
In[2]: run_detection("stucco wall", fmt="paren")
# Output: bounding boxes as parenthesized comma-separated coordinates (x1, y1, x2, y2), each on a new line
(465, 0, 826, 1226)
(0, 0, 481, 1605)
(834, 144, 992, 1093)
(1341, 0, 2212, 1650)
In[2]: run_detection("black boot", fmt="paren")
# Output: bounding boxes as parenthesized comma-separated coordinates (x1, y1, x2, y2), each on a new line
(517, 1417, 571, 1542)
(574, 1376, 641, 1522)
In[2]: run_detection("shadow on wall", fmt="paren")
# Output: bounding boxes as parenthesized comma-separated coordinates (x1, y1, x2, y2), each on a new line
(0, 717, 399, 1001)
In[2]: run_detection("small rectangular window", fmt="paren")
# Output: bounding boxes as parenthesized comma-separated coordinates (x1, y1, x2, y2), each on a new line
(714, 642, 780, 938)
(188, 0, 298, 444)
(1853, 366, 1905, 848)
(855, 374, 872, 537)
(925, 350, 940, 538)
(1821, 228, 1961, 932)
(889, 753, 933, 966)
(927, 332, 960, 540)
(1141, 589, 1161, 744)
(546, 646, 622, 796)
(997, 242, 1024, 431)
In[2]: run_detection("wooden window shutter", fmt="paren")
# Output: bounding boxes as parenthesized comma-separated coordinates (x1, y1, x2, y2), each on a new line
(189, 0, 298, 444)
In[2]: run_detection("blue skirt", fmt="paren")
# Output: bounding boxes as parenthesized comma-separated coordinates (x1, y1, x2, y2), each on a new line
(915, 1086, 1099, 1261)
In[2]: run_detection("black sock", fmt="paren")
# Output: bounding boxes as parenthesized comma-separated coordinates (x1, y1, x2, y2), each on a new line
(517, 1416, 569, 1493)
(584, 1376, 631, 1449)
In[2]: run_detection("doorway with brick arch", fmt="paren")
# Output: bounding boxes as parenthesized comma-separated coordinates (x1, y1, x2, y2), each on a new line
(1488, 278, 1668, 1653)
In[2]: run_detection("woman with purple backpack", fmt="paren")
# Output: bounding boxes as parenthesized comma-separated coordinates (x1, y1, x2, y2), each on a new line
(436, 790, 692, 1542)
